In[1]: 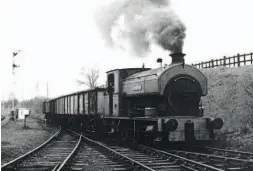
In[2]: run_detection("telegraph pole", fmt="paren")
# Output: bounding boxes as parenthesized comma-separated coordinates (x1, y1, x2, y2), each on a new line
(46, 82, 49, 98)
(11, 50, 21, 120)
(22, 84, 24, 107)
(35, 81, 39, 98)
(2, 89, 5, 108)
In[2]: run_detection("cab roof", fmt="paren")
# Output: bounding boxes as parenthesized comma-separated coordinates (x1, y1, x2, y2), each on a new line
(106, 68, 151, 73)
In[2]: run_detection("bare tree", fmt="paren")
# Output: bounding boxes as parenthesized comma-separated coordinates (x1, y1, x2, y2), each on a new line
(76, 67, 100, 89)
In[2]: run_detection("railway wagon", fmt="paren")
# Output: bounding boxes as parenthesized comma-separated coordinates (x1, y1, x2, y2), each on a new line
(43, 53, 224, 146)
(43, 87, 106, 126)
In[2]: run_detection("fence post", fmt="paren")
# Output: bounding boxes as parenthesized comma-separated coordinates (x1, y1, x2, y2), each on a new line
(251, 53, 253, 64)
(244, 54, 246, 65)
(24, 115, 27, 128)
(237, 54, 240, 67)
(191, 52, 252, 69)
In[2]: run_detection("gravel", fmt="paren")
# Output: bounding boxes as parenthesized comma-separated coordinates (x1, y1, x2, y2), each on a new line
(1, 116, 59, 164)
(71, 145, 116, 171)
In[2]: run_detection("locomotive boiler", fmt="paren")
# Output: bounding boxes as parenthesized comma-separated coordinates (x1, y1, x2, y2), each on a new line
(121, 53, 207, 117)
(43, 52, 224, 146)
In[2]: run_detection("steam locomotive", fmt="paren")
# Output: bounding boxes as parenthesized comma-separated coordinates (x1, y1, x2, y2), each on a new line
(43, 53, 223, 145)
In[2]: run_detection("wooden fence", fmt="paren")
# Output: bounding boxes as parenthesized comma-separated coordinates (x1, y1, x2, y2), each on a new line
(192, 52, 253, 69)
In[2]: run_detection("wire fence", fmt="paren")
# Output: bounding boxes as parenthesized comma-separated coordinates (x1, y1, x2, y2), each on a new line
(192, 52, 253, 69)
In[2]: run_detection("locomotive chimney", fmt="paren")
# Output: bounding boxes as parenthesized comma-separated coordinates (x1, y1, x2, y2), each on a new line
(169, 52, 186, 64)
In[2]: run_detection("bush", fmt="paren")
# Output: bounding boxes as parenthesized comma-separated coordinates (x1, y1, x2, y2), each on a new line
(202, 65, 253, 134)
(201, 65, 253, 151)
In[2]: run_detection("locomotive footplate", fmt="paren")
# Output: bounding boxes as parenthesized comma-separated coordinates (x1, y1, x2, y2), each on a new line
(103, 116, 160, 121)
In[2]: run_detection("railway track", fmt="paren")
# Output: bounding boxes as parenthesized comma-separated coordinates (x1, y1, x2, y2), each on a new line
(192, 145, 253, 160)
(66, 130, 227, 171)
(1, 127, 82, 171)
(165, 147, 253, 171)
(68, 130, 168, 171)
(4, 126, 252, 171)
(76, 130, 253, 171)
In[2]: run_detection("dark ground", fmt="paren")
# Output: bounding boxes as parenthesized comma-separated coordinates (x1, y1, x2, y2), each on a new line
(1, 117, 58, 164)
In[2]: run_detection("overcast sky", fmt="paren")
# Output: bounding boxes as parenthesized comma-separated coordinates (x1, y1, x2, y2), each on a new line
(1, 0, 253, 101)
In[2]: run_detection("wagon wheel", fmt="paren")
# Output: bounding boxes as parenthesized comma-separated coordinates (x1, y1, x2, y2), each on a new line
(120, 130, 129, 143)
(104, 134, 112, 145)
(90, 122, 96, 131)
(80, 120, 88, 130)
(121, 129, 132, 143)
(146, 137, 154, 146)
(85, 120, 96, 132)
(133, 130, 140, 144)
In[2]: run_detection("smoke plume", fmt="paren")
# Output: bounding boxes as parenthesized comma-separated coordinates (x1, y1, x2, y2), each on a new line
(94, 0, 186, 57)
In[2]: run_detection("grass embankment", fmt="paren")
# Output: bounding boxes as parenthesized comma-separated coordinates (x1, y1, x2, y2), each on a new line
(202, 65, 253, 151)
(1, 116, 58, 164)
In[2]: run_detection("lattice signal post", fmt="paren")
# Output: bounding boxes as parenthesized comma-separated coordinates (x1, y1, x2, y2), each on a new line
(11, 50, 21, 119)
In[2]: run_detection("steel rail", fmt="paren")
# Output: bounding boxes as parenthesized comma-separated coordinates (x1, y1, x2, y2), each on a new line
(56, 133, 82, 171)
(1, 126, 61, 169)
(52, 163, 61, 171)
(68, 129, 155, 171)
(166, 150, 253, 170)
(193, 145, 253, 158)
(139, 145, 224, 171)
(170, 150, 253, 165)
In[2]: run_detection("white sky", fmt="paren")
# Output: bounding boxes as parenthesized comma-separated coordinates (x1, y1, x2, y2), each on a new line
(1, 0, 253, 101)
